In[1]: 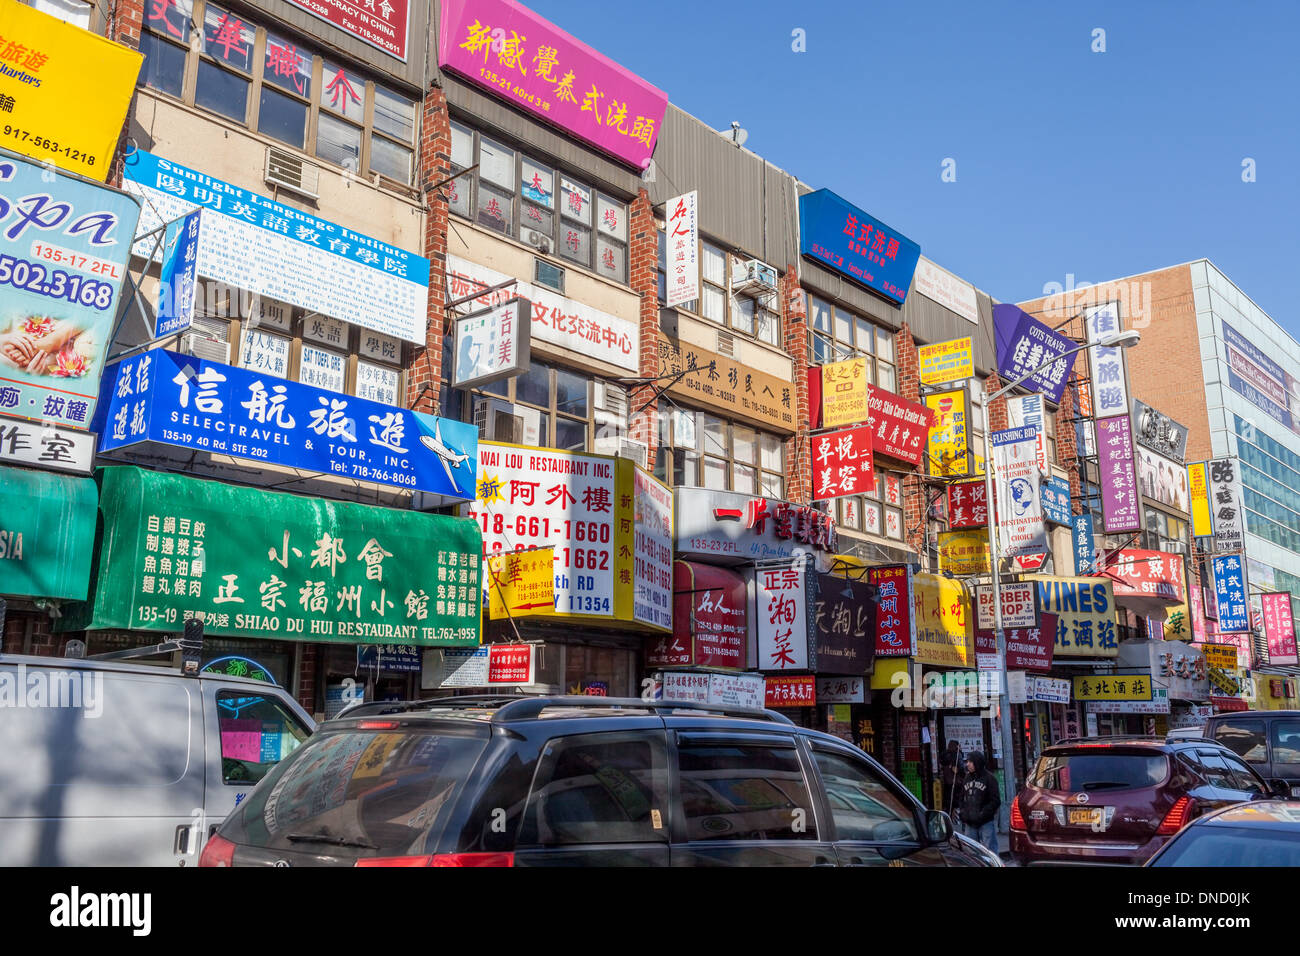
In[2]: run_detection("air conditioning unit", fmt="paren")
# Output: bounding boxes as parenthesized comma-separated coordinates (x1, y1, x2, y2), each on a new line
(594, 381, 629, 418)
(523, 229, 552, 254)
(474, 397, 540, 446)
(716, 330, 735, 358)
(594, 435, 648, 468)
(179, 332, 230, 364)
(265, 146, 320, 200)
(731, 258, 779, 295)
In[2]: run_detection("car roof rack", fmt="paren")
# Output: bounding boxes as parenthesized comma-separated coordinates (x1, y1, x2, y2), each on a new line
(490, 696, 795, 725)
(336, 694, 528, 718)
(1051, 735, 1164, 745)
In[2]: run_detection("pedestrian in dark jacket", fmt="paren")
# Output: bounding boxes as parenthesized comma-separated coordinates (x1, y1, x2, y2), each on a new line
(958, 750, 1000, 855)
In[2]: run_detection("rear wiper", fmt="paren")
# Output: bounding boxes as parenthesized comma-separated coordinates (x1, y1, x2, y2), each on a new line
(1080, 781, 1131, 791)
(286, 832, 380, 849)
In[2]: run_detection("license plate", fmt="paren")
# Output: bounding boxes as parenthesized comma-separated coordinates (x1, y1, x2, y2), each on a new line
(1290, 786, 1300, 798)
(1068, 807, 1102, 825)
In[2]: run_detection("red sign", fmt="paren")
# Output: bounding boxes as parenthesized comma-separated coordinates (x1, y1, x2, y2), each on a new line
(285, 0, 409, 61)
(765, 675, 816, 708)
(1262, 592, 1299, 666)
(867, 386, 933, 468)
(487, 644, 533, 684)
(1211, 696, 1249, 713)
(975, 613, 1058, 672)
(812, 426, 876, 500)
(1103, 550, 1186, 603)
(947, 480, 988, 529)
(869, 564, 914, 657)
(651, 562, 747, 669)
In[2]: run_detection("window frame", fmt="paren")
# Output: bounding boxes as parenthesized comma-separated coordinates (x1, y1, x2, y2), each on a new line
(655, 408, 784, 498)
(466, 359, 595, 453)
(810, 743, 922, 844)
(806, 293, 895, 388)
(657, 227, 781, 347)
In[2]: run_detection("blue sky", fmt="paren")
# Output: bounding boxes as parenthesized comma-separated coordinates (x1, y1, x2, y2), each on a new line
(523, 0, 1299, 332)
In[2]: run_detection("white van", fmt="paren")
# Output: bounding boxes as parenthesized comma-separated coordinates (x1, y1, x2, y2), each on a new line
(0, 653, 314, 866)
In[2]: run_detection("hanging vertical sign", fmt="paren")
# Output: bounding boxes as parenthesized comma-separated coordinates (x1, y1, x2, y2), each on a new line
(1097, 415, 1141, 533)
(868, 564, 915, 657)
(1208, 458, 1245, 551)
(1041, 475, 1072, 526)
(756, 556, 817, 672)
(1085, 302, 1130, 418)
(924, 387, 970, 478)
(1212, 555, 1250, 633)
(155, 209, 202, 339)
(1262, 592, 1298, 666)
(991, 426, 1047, 557)
(1187, 461, 1215, 538)
(664, 191, 699, 308)
(1007, 394, 1047, 474)
(1072, 512, 1098, 575)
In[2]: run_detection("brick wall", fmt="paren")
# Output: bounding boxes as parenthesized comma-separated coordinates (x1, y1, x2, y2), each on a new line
(296, 643, 318, 714)
(629, 189, 660, 464)
(782, 267, 810, 503)
(1, 611, 63, 656)
(407, 87, 452, 414)
(895, 324, 928, 553)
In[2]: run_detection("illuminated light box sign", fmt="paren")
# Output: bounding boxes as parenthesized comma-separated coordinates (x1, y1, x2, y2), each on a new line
(798, 189, 920, 305)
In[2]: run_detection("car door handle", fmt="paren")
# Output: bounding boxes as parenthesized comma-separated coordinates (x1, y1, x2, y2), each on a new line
(173, 825, 191, 855)
(812, 855, 836, 867)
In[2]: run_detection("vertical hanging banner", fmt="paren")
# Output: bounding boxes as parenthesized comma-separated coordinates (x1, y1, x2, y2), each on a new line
(1007, 394, 1047, 474)
(664, 191, 699, 307)
(821, 358, 870, 427)
(1212, 555, 1250, 633)
(756, 556, 817, 672)
(154, 209, 202, 339)
(1208, 458, 1245, 551)
(1187, 461, 1215, 538)
(1097, 415, 1141, 533)
(869, 564, 915, 657)
(1072, 512, 1098, 574)
(991, 426, 1047, 557)
(924, 387, 969, 477)
(1085, 302, 1130, 418)
(1262, 592, 1298, 666)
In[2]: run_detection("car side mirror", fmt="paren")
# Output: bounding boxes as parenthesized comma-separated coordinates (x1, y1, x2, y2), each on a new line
(1270, 779, 1291, 798)
(924, 809, 954, 845)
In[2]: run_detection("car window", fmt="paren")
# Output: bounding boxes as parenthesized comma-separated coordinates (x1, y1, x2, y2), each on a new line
(1195, 750, 1240, 789)
(1270, 720, 1300, 764)
(217, 691, 311, 785)
(1219, 752, 1267, 794)
(1030, 752, 1168, 791)
(1151, 828, 1300, 867)
(520, 734, 667, 847)
(678, 743, 817, 842)
(1212, 719, 1267, 762)
(814, 750, 918, 843)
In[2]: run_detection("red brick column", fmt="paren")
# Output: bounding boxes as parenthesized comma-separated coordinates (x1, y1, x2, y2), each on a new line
(296, 644, 318, 714)
(782, 267, 810, 503)
(408, 86, 452, 414)
(628, 189, 659, 466)
(895, 324, 929, 553)
(985, 371, 1009, 431)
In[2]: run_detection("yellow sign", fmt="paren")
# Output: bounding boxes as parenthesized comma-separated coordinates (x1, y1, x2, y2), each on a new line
(1028, 575, 1119, 659)
(918, 337, 974, 385)
(1073, 675, 1153, 702)
(1157, 601, 1193, 641)
(821, 358, 869, 427)
(912, 573, 974, 667)
(0, 0, 143, 180)
(487, 547, 556, 619)
(1187, 461, 1214, 537)
(1201, 643, 1239, 670)
(925, 388, 969, 477)
(938, 529, 990, 575)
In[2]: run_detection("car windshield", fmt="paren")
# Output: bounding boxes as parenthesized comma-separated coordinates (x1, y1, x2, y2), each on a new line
(1031, 752, 1168, 792)
(1151, 827, 1300, 867)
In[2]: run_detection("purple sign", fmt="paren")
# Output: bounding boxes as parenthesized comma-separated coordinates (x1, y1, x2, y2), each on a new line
(438, 0, 668, 170)
(1097, 415, 1141, 532)
(992, 304, 1074, 405)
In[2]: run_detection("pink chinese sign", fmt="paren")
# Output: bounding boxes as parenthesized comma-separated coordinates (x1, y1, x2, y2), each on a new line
(1262, 592, 1299, 666)
(438, 0, 668, 170)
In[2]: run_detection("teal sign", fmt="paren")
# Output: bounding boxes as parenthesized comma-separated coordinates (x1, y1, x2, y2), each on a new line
(0, 466, 96, 599)
(65, 466, 483, 645)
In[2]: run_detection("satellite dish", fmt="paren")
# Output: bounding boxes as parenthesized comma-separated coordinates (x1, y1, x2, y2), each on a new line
(641, 158, 656, 183)
(729, 121, 748, 147)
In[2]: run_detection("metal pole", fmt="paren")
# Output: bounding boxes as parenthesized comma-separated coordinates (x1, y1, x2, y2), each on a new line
(982, 408, 1019, 824)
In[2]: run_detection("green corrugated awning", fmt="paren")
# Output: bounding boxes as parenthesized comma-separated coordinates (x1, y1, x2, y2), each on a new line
(0, 465, 97, 600)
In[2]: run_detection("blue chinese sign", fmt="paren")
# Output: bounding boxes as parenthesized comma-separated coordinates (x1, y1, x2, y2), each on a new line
(0, 152, 141, 429)
(798, 189, 921, 305)
(94, 349, 478, 500)
(1212, 555, 1250, 633)
(992, 304, 1074, 405)
(155, 209, 201, 339)
(1041, 475, 1072, 525)
(357, 643, 423, 673)
(1072, 512, 1097, 574)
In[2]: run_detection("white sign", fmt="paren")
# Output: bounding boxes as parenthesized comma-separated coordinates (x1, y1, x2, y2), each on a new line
(446, 255, 639, 373)
(465, 443, 617, 619)
(1026, 675, 1070, 703)
(359, 330, 402, 365)
(976, 583, 1038, 630)
(756, 557, 813, 671)
(992, 426, 1047, 558)
(1086, 302, 1130, 419)
(817, 676, 866, 703)
(661, 671, 765, 709)
(356, 362, 400, 406)
(660, 671, 710, 703)
(1208, 457, 1245, 551)
(123, 151, 428, 343)
(633, 469, 673, 631)
(1088, 687, 1170, 714)
(1007, 394, 1047, 474)
(665, 190, 699, 308)
(976, 652, 1000, 673)
(239, 330, 291, 378)
(303, 313, 349, 350)
(421, 647, 489, 688)
(1007, 670, 1028, 704)
(298, 345, 346, 393)
(453, 298, 530, 389)
(913, 257, 979, 325)
(942, 714, 986, 759)
(0, 418, 96, 474)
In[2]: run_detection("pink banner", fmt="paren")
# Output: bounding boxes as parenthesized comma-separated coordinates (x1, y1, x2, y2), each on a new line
(438, 0, 668, 170)
(1097, 415, 1141, 532)
(1263, 592, 1299, 666)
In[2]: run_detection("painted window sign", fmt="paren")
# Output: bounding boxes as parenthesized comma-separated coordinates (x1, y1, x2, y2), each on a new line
(992, 304, 1074, 406)
(1212, 555, 1250, 633)
(797, 189, 921, 305)
(203, 5, 256, 72)
(437, 0, 667, 170)
(264, 35, 312, 97)
(323, 62, 367, 120)
(1085, 302, 1129, 418)
(146, 0, 194, 41)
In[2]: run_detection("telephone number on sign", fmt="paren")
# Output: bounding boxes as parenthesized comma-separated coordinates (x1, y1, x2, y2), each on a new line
(1, 127, 97, 166)
(468, 512, 610, 543)
(0, 255, 116, 310)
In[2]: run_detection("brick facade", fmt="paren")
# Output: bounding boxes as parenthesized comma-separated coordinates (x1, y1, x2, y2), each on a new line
(408, 86, 453, 415)
(628, 189, 660, 464)
(782, 266, 810, 504)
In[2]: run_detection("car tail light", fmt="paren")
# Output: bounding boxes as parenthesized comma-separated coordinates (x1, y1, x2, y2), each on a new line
(356, 852, 514, 867)
(1156, 796, 1194, 835)
(1010, 795, 1027, 831)
(198, 833, 236, 868)
(357, 720, 400, 730)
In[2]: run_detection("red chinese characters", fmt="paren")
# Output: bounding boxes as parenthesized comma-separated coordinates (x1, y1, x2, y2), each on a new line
(812, 425, 876, 500)
(947, 480, 989, 530)
(1103, 550, 1186, 603)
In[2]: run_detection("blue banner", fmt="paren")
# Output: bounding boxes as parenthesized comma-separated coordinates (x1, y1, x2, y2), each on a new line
(95, 348, 478, 500)
(992, 304, 1073, 405)
(155, 209, 201, 339)
(357, 644, 423, 673)
(1213, 554, 1250, 633)
(1042, 475, 1072, 525)
(1072, 512, 1097, 574)
(798, 189, 921, 305)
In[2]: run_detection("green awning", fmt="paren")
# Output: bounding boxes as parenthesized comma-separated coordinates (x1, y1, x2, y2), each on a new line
(0, 466, 97, 600)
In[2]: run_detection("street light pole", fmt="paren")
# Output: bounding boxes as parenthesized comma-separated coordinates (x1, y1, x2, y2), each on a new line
(980, 329, 1140, 825)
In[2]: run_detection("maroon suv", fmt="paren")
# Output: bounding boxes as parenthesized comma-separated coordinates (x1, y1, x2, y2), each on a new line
(1011, 737, 1279, 865)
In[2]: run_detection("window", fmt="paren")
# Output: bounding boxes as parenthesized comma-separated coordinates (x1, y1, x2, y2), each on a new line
(448, 121, 628, 281)
(1273, 721, 1300, 764)
(678, 742, 816, 841)
(807, 295, 895, 388)
(814, 750, 918, 842)
(1219, 752, 1267, 794)
(1029, 753, 1168, 791)
(1213, 719, 1267, 762)
(837, 471, 904, 541)
(519, 734, 667, 846)
(658, 230, 780, 346)
(656, 409, 784, 498)
(466, 360, 593, 451)
(138, 0, 419, 184)
(216, 691, 310, 785)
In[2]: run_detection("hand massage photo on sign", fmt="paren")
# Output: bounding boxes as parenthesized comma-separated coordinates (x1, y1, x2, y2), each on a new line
(0, 313, 96, 377)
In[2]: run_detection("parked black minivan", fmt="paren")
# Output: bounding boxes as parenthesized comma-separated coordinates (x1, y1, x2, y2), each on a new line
(203, 696, 999, 867)
(1205, 710, 1300, 797)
